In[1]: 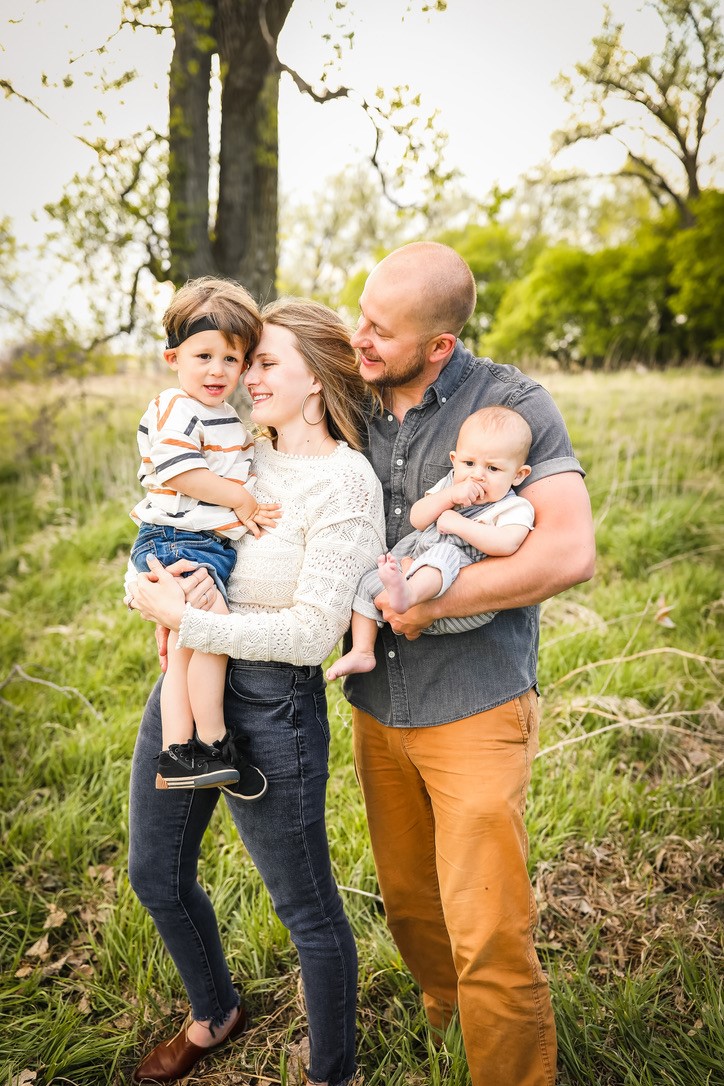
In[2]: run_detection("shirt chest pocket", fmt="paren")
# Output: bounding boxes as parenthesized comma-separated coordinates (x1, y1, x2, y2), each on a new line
(422, 463, 452, 491)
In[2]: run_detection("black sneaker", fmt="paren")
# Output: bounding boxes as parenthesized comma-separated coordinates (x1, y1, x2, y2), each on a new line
(155, 740, 240, 790)
(214, 731, 268, 801)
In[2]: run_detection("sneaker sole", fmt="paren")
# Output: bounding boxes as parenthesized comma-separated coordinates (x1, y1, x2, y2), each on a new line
(156, 770, 241, 790)
(220, 778, 269, 801)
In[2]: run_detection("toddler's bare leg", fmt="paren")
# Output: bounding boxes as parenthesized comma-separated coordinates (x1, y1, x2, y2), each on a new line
(187, 593, 230, 747)
(160, 631, 195, 748)
(378, 552, 443, 612)
(326, 612, 378, 681)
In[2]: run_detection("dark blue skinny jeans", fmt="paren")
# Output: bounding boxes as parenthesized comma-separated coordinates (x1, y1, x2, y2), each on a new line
(128, 660, 357, 1086)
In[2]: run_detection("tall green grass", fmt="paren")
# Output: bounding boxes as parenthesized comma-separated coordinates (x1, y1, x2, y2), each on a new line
(0, 369, 721, 1085)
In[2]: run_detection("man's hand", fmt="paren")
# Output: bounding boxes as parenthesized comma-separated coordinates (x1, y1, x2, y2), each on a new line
(374, 588, 431, 641)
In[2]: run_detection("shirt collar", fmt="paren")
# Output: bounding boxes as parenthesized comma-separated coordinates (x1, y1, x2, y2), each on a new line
(423, 340, 475, 407)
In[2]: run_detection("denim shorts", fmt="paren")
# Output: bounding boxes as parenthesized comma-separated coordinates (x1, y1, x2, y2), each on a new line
(130, 523, 236, 603)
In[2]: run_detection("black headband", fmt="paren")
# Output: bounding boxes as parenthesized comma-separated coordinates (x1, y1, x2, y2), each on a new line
(166, 315, 220, 349)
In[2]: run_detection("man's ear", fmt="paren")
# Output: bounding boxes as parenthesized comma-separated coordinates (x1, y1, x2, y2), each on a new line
(514, 464, 532, 485)
(163, 349, 179, 371)
(428, 333, 457, 364)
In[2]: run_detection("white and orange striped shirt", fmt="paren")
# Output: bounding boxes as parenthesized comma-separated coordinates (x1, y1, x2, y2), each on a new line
(130, 388, 255, 540)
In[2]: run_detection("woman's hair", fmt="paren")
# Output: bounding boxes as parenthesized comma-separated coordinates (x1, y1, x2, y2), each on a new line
(259, 297, 375, 451)
(163, 277, 263, 355)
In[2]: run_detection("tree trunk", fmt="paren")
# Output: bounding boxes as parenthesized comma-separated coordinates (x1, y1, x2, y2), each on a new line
(168, 0, 217, 284)
(168, 0, 293, 298)
(214, 1, 291, 300)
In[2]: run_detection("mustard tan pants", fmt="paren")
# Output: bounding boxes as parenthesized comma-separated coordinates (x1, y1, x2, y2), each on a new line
(352, 691, 557, 1086)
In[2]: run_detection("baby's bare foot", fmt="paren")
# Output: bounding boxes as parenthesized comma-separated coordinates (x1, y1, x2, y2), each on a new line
(377, 553, 412, 613)
(326, 650, 377, 681)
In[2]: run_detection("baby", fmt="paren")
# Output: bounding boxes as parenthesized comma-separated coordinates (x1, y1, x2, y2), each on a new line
(327, 405, 534, 680)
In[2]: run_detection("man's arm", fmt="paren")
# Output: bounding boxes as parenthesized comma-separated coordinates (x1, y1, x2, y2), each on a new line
(377, 472, 595, 638)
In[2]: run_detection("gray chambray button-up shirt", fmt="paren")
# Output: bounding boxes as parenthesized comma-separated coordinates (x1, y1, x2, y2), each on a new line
(343, 341, 584, 728)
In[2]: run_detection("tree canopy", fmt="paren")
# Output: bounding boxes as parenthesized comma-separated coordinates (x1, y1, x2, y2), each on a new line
(554, 0, 723, 223)
(3, 0, 451, 347)
(1, 0, 721, 374)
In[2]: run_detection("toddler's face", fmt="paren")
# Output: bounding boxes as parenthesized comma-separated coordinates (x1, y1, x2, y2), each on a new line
(450, 425, 530, 503)
(166, 329, 244, 408)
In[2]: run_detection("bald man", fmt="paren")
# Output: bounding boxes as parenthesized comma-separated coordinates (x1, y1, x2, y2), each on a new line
(344, 243, 595, 1086)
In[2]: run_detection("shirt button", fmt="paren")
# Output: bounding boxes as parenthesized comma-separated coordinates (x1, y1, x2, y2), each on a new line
(394, 507, 402, 515)
(396, 458, 403, 466)
(387, 414, 394, 421)
(441, 397, 447, 403)
(388, 650, 396, 659)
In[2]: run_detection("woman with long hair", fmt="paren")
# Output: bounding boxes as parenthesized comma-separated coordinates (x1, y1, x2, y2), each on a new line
(127, 297, 385, 1086)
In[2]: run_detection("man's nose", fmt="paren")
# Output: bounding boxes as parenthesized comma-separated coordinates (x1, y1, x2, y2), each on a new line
(351, 321, 369, 349)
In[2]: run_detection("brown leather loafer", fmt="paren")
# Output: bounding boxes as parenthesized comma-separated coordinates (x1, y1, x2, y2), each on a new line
(131, 1003, 247, 1083)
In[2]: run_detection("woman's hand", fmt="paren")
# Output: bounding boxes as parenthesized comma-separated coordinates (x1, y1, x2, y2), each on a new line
(170, 560, 217, 609)
(144, 561, 216, 671)
(131, 556, 191, 631)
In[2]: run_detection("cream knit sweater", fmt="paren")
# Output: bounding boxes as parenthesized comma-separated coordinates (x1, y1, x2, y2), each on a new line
(177, 438, 386, 665)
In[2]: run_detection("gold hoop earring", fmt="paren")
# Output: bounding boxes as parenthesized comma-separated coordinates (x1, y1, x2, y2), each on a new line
(301, 391, 326, 425)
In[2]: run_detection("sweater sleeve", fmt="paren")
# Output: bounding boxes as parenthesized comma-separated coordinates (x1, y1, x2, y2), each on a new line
(177, 472, 386, 665)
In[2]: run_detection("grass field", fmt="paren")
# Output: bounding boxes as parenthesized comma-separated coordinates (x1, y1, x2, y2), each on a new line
(0, 368, 722, 1086)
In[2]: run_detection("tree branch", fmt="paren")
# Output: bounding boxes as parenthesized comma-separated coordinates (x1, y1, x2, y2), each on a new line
(548, 647, 723, 691)
(83, 260, 147, 350)
(0, 664, 102, 721)
(619, 145, 687, 212)
(337, 885, 384, 904)
(0, 79, 98, 152)
(556, 1, 724, 212)
(671, 755, 724, 790)
(537, 717, 712, 758)
(69, 16, 172, 65)
(258, 0, 420, 210)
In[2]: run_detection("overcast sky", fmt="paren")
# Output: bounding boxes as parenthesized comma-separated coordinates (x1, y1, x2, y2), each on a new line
(1, 0, 722, 331)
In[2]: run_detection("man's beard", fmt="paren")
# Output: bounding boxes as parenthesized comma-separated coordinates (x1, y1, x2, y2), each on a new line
(365, 343, 428, 390)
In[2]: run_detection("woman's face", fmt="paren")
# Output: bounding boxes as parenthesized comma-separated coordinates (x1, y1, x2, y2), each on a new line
(244, 323, 320, 430)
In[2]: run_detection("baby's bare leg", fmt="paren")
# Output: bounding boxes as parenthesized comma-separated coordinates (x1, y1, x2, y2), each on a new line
(160, 631, 195, 748)
(326, 611, 378, 681)
(187, 592, 230, 747)
(378, 552, 443, 612)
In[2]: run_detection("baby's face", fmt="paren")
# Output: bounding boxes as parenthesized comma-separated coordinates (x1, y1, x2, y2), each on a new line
(450, 426, 530, 503)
